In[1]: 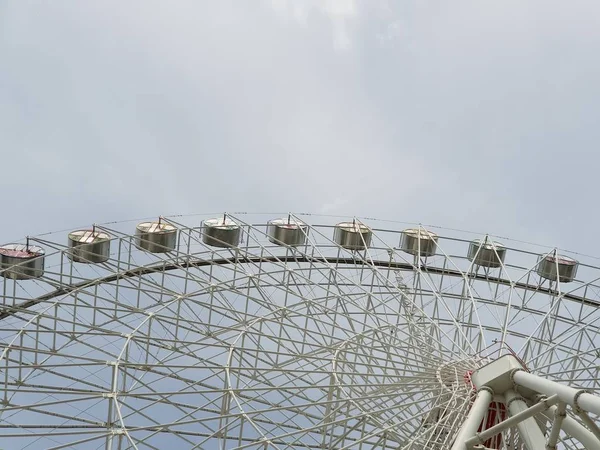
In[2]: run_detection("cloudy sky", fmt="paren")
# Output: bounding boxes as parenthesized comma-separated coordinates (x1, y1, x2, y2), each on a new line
(1, 1, 599, 254)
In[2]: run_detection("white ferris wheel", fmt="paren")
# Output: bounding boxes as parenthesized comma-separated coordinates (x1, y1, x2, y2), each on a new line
(0, 212, 599, 450)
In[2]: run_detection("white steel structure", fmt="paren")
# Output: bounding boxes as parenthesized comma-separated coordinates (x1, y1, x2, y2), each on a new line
(0, 212, 599, 449)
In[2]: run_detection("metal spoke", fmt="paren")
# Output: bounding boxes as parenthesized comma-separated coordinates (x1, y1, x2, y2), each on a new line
(1, 213, 600, 449)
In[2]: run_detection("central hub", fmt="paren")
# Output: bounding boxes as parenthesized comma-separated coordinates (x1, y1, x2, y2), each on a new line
(471, 354, 526, 394)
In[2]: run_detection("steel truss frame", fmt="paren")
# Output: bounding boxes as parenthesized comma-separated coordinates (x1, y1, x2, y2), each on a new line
(0, 212, 599, 449)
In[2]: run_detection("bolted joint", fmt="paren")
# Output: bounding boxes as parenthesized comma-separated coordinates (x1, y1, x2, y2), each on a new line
(573, 389, 589, 414)
(479, 386, 495, 396)
(505, 393, 526, 410)
(509, 367, 524, 387)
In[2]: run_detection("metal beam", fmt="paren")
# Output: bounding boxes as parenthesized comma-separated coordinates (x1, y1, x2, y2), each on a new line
(2, 255, 599, 322)
(541, 406, 600, 450)
(504, 389, 546, 450)
(514, 370, 600, 416)
(465, 394, 558, 449)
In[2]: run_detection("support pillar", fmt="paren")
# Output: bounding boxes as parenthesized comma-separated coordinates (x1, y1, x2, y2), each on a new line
(541, 406, 600, 450)
(504, 389, 546, 450)
(451, 387, 493, 450)
(514, 370, 600, 417)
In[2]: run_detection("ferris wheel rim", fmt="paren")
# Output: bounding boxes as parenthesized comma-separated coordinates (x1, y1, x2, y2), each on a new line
(0, 213, 599, 449)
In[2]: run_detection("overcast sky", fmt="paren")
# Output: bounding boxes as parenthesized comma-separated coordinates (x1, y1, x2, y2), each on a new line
(1, 1, 599, 254)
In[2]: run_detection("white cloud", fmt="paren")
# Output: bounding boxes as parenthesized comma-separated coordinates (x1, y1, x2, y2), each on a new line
(2, 0, 600, 253)
(270, 0, 357, 50)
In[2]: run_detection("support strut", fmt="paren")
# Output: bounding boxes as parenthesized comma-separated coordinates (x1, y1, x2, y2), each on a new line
(503, 389, 546, 450)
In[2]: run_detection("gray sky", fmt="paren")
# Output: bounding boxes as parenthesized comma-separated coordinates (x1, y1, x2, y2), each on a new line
(2, 1, 599, 254)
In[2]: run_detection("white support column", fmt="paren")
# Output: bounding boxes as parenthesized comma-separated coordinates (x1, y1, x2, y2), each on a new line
(450, 388, 493, 450)
(504, 389, 546, 450)
(514, 370, 600, 416)
(545, 402, 566, 450)
(541, 406, 600, 450)
(465, 395, 558, 449)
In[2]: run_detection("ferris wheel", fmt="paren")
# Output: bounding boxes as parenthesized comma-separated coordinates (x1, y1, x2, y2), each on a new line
(0, 212, 599, 450)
